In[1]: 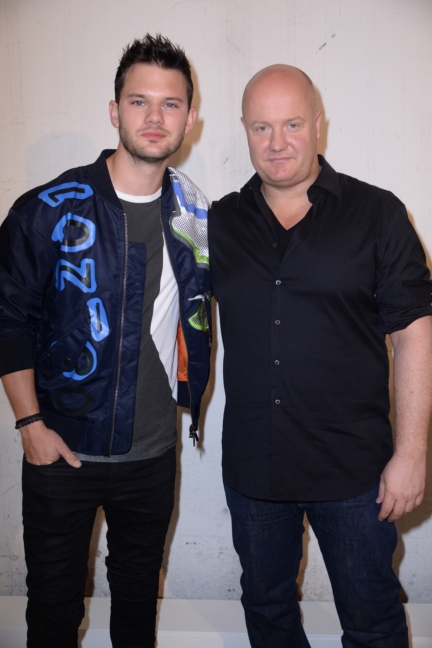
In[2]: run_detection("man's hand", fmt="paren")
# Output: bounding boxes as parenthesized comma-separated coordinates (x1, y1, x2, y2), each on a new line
(376, 451, 426, 522)
(1, 368, 81, 468)
(379, 316, 432, 522)
(20, 420, 82, 468)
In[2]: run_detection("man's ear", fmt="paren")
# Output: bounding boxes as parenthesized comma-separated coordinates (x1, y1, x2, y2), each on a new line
(184, 108, 197, 134)
(315, 110, 322, 139)
(109, 100, 120, 129)
(241, 116, 246, 130)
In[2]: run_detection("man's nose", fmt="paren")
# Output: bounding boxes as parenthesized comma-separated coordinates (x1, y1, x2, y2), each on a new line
(145, 103, 164, 124)
(269, 127, 288, 151)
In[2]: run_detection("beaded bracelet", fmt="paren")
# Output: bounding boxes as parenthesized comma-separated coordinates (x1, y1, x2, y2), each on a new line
(15, 413, 44, 429)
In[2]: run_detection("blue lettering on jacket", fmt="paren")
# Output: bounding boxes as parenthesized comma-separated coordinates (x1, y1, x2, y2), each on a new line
(52, 214, 96, 252)
(55, 259, 97, 293)
(87, 298, 110, 341)
(62, 341, 97, 380)
(39, 182, 94, 207)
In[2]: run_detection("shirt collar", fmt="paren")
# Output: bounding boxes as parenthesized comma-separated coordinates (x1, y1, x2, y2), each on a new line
(311, 155, 341, 199)
(245, 155, 341, 200)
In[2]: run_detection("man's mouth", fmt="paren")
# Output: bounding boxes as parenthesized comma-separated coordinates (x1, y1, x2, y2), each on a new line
(141, 131, 166, 140)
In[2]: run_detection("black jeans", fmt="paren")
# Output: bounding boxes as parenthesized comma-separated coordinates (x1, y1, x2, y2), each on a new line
(22, 446, 176, 648)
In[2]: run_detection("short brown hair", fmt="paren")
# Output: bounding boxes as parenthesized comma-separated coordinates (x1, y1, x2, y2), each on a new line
(114, 34, 193, 108)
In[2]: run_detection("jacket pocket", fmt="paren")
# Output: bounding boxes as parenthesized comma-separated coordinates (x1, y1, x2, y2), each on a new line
(38, 314, 91, 376)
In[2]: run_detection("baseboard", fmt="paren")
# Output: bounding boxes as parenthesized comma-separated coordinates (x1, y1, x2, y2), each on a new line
(0, 597, 431, 647)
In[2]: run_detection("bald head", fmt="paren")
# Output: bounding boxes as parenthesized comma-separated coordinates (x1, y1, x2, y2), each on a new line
(242, 64, 317, 119)
(240, 64, 321, 191)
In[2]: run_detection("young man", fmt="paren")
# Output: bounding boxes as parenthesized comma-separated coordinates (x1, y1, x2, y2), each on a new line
(0, 34, 211, 648)
(209, 64, 432, 647)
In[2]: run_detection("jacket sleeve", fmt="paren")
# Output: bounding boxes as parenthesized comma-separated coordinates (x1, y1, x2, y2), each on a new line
(0, 208, 57, 376)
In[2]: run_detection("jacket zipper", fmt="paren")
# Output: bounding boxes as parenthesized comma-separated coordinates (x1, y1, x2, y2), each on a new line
(161, 208, 199, 446)
(108, 211, 129, 456)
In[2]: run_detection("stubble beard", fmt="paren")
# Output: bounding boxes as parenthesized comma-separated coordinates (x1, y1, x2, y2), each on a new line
(119, 122, 185, 166)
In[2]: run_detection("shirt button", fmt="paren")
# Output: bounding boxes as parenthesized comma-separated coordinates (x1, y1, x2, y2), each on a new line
(274, 359, 280, 365)
(275, 399, 281, 405)
(275, 319, 280, 325)
(272, 242, 277, 248)
(275, 280, 281, 285)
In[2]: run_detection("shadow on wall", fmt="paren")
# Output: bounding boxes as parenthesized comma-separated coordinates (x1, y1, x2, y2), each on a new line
(25, 133, 98, 190)
(315, 87, 329, 158)
(169, 65, 203, 170)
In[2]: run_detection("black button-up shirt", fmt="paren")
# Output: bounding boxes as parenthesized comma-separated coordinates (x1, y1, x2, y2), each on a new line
(209, 156, 432, 501)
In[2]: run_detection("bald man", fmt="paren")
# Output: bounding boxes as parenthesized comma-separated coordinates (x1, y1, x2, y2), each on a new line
(209, 65, 432, 647)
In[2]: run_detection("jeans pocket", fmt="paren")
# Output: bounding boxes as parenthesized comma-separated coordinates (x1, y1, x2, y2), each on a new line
(23, 455, 63, 468)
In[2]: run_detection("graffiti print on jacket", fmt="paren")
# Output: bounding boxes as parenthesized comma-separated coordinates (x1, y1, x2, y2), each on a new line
(87, 298, 110, 342)
(52, 214, 96, 252)
(39, 182, 94, 207)
(55, 259, 97, 293)
(46, 186, 109, 406)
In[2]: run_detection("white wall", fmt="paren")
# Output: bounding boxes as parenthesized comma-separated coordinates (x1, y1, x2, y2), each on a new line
(1, 0, 431, 603)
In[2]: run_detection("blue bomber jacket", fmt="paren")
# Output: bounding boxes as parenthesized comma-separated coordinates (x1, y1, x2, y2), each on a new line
(0, 150, 212, 455)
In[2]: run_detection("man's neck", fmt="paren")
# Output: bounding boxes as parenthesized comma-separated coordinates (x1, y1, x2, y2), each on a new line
(261, 164, 321, 230)
(106, 146, 167, 196)
(261, 162, 321, 206)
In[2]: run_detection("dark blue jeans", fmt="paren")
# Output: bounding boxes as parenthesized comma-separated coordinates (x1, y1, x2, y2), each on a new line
(225, 483, 408, 648)
(22, 446, 176, 648)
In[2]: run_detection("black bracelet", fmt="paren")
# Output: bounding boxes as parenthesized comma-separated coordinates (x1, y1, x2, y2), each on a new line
(15, 413, 44, 429)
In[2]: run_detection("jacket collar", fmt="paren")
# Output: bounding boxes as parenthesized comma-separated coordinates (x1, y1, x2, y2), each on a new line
(84, 149, 172, 209)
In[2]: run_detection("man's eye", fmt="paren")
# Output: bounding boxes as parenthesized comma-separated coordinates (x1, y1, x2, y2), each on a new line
(165, 103, 178, 109)
(133, 101, 144, 107)
(255, 126, 268, 133)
